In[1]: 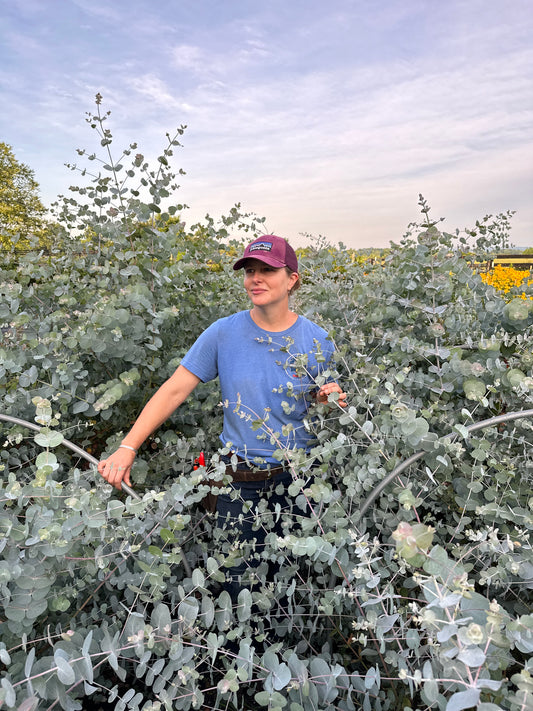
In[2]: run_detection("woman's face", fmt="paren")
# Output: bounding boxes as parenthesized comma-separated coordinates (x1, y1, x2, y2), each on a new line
(243, 259, 299, 309)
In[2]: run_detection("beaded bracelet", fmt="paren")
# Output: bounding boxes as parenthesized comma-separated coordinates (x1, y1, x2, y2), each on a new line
(118, 444, 138, 454)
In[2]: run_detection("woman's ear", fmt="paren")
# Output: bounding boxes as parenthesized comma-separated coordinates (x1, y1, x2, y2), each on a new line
(288, 271, 300, 294)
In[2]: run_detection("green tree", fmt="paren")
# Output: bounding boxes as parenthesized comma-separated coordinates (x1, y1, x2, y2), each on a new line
(0, 142, 48, 250)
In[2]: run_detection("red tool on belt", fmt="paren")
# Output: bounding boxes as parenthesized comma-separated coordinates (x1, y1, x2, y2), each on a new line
(193, 452, 205, 470)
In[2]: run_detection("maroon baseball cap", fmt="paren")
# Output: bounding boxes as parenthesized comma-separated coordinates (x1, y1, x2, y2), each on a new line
(233, 235, 298, 272)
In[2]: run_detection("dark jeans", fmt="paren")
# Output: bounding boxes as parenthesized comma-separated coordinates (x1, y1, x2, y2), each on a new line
(215, 463, 298, 602)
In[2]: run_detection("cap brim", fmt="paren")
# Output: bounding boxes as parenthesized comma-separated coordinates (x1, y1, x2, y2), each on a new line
(233, 254, 287, 270)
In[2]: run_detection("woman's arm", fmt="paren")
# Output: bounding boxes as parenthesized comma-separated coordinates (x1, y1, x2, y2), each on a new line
(98, 365, 201, 489)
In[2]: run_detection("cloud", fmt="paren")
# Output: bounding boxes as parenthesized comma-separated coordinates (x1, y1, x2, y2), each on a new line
(171, 45, 209, 73)
(127, 74, 188, 110)
(68, 0, 123, 24)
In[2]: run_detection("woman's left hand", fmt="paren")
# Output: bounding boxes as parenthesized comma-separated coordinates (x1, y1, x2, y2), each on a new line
(316, 382, 347, 407)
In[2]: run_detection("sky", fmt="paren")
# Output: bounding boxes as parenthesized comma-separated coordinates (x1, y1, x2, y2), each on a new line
(1, 0, 532, 250)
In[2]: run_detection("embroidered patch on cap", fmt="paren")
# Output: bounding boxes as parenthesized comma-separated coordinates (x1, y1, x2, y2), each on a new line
(249, 241, 273, 253)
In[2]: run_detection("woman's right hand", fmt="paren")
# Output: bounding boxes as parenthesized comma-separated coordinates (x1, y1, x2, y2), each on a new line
(97, 448, 136, 490)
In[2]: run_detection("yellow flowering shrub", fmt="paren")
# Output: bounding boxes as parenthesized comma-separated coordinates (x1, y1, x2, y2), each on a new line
(481, 264, 533, 300)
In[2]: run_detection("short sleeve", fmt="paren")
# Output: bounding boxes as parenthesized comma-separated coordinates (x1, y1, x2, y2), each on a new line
(180, 320, 221, 383)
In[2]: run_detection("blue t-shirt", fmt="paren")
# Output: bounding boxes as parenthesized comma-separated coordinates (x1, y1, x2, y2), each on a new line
(180, 310, 334, 464)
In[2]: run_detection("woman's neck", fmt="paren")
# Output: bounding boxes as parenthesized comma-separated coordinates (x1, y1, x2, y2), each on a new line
(249, 306, 298, 332)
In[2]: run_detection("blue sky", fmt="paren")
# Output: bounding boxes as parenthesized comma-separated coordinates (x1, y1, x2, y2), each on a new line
(1, 0, 532, 248)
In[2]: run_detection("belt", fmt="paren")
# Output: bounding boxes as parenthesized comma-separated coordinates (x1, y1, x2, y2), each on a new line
(200, 455, 288, 512)
(223, 454, 286, 482)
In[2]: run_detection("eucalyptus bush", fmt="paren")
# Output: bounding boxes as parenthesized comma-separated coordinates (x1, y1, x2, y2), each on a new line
(0, 100, 532, 711)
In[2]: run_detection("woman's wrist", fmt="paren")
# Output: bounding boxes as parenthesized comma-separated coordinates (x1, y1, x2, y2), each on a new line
(118, 443, 138, 454)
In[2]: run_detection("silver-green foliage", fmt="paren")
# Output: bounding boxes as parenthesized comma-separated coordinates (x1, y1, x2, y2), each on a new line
(0, 102, 532, 710)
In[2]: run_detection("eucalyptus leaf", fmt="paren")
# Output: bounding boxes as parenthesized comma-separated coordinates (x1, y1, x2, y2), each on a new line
(34, 428, 64, 448)
(457, 647, 486, 668)
(177, 598, 199, 628)
(0, 678, 16, 707)
(54, 654, 76, 685)
(272, 662, 292, 691)
(24, 647, 36, 677)
(446, 688, 480, 711)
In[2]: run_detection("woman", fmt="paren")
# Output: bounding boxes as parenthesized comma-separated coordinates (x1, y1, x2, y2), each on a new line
(98, 235, 346, 598)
